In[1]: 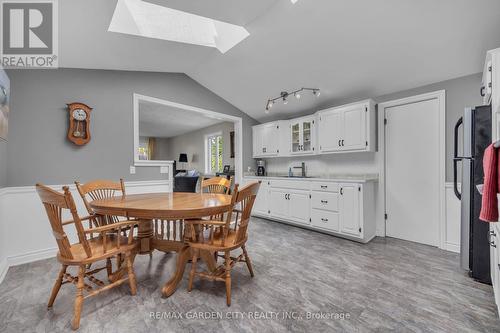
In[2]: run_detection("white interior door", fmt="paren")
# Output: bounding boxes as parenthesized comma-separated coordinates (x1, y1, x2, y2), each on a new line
(385, 98, 440, 246)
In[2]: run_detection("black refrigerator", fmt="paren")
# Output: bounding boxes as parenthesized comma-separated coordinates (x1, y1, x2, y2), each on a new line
(453, 105, 491, 284)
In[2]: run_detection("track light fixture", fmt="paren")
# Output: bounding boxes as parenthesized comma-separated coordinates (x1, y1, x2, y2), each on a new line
(265, 87, 320, 112)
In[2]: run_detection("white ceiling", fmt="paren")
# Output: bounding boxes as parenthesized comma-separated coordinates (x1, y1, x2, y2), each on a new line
(60, 0, 500, 121)
(139, 100, 226, 138)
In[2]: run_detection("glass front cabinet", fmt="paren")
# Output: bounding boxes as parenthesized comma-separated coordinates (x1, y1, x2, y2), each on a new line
(290, 116, 316, 155)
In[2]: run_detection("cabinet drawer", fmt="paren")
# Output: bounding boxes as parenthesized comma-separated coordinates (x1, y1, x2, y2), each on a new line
(269, 179, 310, 191)
(310, 182, 339, 193)
(311, 209, 339, 232)
(311, 191, 339, 211)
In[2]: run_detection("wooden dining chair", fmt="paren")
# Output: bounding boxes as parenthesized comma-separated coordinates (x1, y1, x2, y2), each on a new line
(201, 176, 232, 194)
(75, 179, 140, 269)
(75, 179, 128, 227)
(36, 184, 139, 330)
(185, 181, 260, 306)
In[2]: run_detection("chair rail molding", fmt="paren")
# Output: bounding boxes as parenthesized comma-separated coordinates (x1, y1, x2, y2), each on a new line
(0, 179, 172, 285)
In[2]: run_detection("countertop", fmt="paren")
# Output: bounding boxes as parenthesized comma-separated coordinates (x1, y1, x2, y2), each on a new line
(243, 172, 379, 183)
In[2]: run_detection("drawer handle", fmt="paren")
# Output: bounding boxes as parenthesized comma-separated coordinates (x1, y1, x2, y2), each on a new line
(321, 200, 328, 204)
(320, 185, 328, 189)
(321, 218, 328, 222)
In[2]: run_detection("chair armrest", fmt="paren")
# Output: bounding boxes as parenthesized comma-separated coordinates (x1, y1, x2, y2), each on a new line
(84, 220, 138, 234)
(184, 219, 226, 226)
(62, 215, 93, 226)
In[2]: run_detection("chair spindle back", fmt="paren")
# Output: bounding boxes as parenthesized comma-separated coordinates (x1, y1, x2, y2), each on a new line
(201, 176, 232, 194)
(36, 184, 92, 260)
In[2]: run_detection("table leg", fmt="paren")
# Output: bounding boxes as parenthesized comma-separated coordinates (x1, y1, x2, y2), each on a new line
(199, 250, 217, 272)
(162, 245, 191, 297)
(137, 219, 153, 254)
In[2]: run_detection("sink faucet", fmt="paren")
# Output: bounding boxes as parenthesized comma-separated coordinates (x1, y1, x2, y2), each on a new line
(293, 162, 306, 177)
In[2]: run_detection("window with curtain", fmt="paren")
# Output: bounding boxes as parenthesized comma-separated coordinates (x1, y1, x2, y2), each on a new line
(206, 133, 223, 174)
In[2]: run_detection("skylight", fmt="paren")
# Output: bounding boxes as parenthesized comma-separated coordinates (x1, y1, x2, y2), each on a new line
(108, 0, 250, 54)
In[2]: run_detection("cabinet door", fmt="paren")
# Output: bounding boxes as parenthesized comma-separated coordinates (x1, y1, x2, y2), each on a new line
(268, 188, 289, 219)
(262, 123, 279, 156)
(253, 182, 269, 215)
(290, 121, 301, 154)
(318, 110, 343, 152)
(252, 126, 263, 157)
(342, 104, 366, 150)
(288, 190, 310, 225)
(301, 119, 314, 153)
(339, 184, 361, 237)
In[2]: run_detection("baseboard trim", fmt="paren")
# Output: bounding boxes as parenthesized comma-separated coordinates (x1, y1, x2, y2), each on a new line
(8, 247, 58, 267)
(0, 258, 8, 285)
(444, 242, 460, 253)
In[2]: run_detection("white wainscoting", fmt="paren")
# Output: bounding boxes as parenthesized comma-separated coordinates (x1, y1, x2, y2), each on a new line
(444, 182, 461, 253)
(0, 180, 172, 285)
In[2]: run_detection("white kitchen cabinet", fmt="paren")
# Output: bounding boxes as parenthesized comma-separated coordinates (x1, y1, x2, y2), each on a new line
(318, 100, 375, 153)
(245, 176, 376, 243)
(339, 184, 361, 237)
(269, 188, 289, 219)
(288, 190, 311, 224)
(289, 116, 316, 155)
(253, 180, 270, 216)
(252, 122, 280, 157)
(268, 187, 310, 226)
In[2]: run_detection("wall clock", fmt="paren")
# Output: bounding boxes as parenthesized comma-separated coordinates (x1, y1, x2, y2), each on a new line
(67, 102, 92, 145)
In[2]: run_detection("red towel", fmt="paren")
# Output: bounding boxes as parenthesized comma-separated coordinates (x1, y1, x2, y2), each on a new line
(480, 144, 500, 222)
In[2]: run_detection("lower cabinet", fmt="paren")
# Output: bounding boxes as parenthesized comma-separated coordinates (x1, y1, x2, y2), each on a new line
(253, 180, 269, 216)
(244, 177, 376, 243)
(491, 224, 500, 315)
(339, 184, 361, 237)
(268, 187, 310, 225)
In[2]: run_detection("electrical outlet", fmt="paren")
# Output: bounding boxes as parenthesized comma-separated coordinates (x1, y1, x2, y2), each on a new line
(130, 166, 136, 174)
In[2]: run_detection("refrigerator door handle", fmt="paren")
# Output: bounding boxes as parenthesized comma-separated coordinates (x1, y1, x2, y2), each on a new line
(454, 117, 463, 200)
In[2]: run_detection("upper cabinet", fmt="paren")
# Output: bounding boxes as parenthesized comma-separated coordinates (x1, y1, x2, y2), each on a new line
(290, 115, 316, 155)
(252, 122, 280, 157)
(252, 99, 376, 158)
(318, 100, 375, 154)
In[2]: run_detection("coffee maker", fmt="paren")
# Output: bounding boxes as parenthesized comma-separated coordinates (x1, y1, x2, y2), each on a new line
(256, 160, 266, 176)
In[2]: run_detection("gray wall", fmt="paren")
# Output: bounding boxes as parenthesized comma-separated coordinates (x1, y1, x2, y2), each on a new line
(165, 122, 235, 173)
(5, 68, 258, 186)
(268, 73, 482, 182)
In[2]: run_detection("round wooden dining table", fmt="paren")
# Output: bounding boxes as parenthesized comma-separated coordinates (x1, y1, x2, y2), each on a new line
(89, 192, 233, 297)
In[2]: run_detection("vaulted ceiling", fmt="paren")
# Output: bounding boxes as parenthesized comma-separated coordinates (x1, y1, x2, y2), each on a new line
(60, 0, 500, 121)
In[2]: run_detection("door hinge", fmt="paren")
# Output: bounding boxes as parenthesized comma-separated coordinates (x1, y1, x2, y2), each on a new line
(365, 106, 368, 112)
(268, 210, 270, 214)
(277, 149, 279, 153)
(309, 194, 311, 199)
(277, 125, 279, 129)
(309, 218, 312, 222)
(384, 118, 388, 125)
(384, 213, 388, 220)
(312, 147, 315, 151)
(312, 120, 315, 124)
(359, 227, 362, 233)
(358, 186, 361, 192)
(365, 141, 368, 146)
